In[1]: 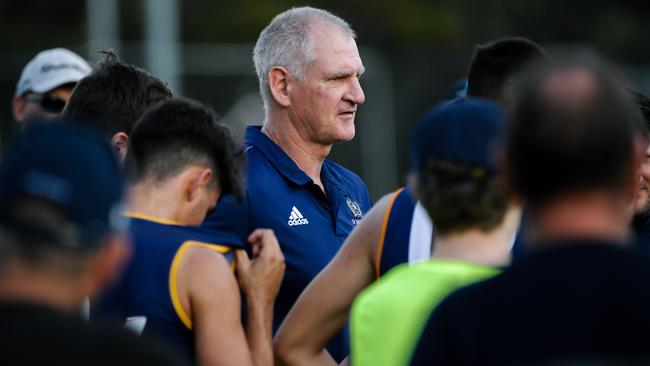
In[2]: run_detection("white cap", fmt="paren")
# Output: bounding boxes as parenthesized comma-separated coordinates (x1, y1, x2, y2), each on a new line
(15, 48, 92, 97)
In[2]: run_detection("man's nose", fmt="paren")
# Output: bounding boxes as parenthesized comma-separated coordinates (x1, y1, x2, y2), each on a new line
(345, 77, 365, 105)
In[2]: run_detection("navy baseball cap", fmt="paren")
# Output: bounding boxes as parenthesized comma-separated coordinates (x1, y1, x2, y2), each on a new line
(0, 122, 126, 249)
(411, 98, 505, 176)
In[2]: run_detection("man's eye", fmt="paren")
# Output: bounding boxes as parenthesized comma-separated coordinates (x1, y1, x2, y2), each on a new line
(330, 74, 350, 81)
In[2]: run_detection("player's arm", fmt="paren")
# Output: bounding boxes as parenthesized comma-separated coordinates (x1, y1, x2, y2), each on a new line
(183, 229, 284, 366)
(236, 229, 286, 366)
(274, 193, 395, 366)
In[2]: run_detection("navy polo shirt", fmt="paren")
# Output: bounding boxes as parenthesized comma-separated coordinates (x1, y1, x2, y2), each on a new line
(203, 125, 372, 361)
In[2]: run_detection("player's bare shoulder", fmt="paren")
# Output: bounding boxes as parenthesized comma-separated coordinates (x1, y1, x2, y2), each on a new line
(355, 190, 403, 262)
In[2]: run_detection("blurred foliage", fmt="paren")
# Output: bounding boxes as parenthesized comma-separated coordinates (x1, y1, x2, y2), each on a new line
(2, 0, 650, 60)
(175, 0, 650, 61)
(3, 0, 650, 184)
(0, 1, 85, 49)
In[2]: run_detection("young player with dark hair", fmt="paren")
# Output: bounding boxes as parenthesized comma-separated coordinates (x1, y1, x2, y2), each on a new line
(94, 98, 285, 366)
(61, 51, 173, 161)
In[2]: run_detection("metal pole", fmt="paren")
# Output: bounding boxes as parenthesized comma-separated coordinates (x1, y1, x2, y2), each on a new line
(144, 0, 182, 94)
(86, 0, 120, 59)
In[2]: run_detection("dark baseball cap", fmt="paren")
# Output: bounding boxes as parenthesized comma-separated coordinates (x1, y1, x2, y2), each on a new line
(411, 97, 505, 176)
(0, 121, 126, 249)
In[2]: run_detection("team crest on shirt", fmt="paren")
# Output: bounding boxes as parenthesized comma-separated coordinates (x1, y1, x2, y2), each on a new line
(346, 197, 363, 224)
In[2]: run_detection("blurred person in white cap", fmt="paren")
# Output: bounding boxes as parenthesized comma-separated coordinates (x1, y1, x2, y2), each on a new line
(12, 48, 92, 124)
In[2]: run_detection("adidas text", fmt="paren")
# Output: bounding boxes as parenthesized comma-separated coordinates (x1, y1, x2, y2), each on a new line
(288, 206, 309, 226)
(288, 218, 309, 226)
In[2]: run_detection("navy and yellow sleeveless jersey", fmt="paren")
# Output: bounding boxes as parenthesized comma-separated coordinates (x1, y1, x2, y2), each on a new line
(93, 213, 245, 364)
(375, 187, 434, 278)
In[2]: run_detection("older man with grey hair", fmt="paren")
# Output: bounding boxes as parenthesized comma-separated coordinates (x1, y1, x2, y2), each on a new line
(203, 6, 371, 362)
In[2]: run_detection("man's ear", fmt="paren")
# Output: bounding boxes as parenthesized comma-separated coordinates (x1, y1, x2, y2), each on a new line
(186, 168, 214, 202)
(268, 66, 292, 108)
(12, 96, 27, 122)
(111, 132, 129, 162)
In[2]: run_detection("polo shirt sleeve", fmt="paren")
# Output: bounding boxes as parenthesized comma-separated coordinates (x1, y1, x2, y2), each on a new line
(202, 192, 251, 247)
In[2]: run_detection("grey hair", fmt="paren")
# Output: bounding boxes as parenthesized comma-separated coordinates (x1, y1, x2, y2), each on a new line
(253, 7, 356, 113)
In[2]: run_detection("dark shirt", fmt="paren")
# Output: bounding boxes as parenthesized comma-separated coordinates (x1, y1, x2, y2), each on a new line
(0, 301, 182, 365)
(411, 240, 650, 366)
(632, 212, 650, 245)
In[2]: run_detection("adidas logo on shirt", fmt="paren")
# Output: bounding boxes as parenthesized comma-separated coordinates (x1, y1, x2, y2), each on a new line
(288, 206, 309, 226)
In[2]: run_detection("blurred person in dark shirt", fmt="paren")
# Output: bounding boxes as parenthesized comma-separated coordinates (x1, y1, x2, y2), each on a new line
(0, 122, 180, 365)
(411, 54, 650, 366)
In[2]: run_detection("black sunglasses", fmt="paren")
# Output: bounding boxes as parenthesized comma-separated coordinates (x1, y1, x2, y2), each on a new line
(23, 93, 67, 113)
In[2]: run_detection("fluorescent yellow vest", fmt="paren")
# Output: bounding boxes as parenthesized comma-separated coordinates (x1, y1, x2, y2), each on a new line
(350, 260, 499, 366)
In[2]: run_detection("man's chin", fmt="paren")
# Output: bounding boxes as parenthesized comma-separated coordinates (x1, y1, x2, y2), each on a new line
(326, 130, 355, 144)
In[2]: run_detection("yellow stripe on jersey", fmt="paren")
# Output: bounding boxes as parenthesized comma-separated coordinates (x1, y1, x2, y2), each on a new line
(375, 188, 404, 280)
(169, 241, 234, 330)
(123, 212, 182, 226)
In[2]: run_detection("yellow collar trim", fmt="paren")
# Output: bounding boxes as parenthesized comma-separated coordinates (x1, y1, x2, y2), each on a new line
(123, 212, 182, 226)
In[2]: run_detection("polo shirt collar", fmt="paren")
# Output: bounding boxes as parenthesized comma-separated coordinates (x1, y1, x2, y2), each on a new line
(321, 161, 346, 193)
(244, 126, 312, 186)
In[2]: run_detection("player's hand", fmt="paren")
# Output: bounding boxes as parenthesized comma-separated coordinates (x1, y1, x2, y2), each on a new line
(235, 229, 285, 305)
